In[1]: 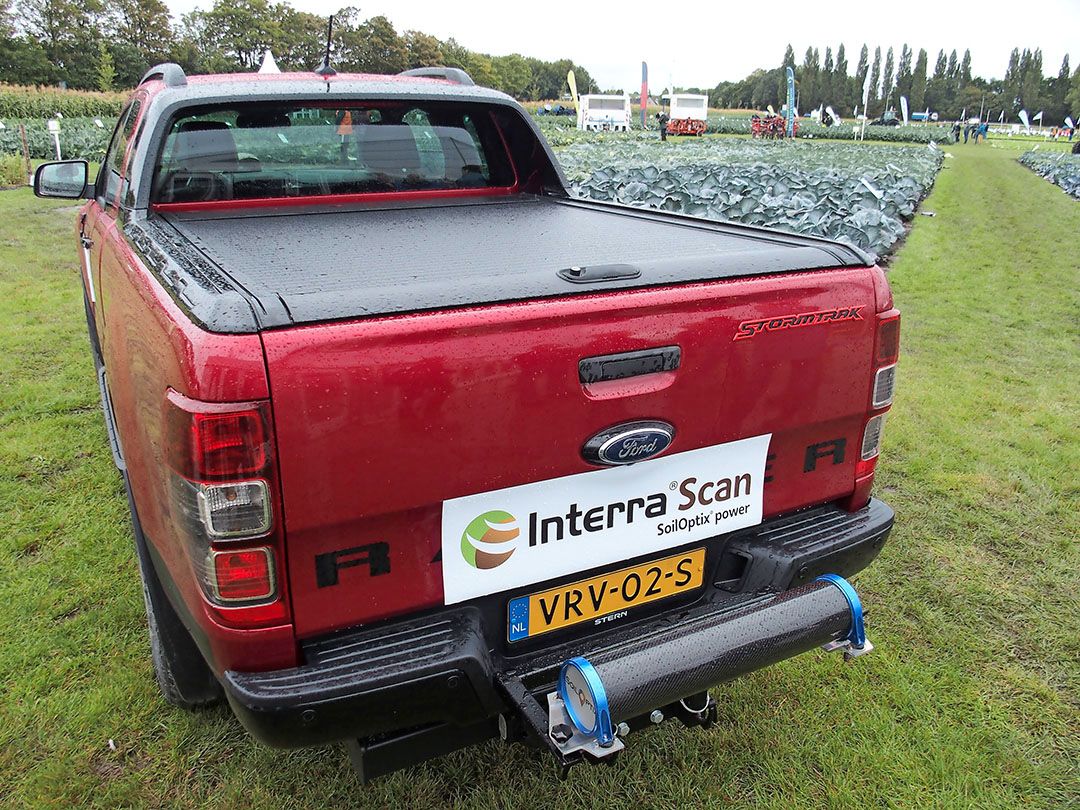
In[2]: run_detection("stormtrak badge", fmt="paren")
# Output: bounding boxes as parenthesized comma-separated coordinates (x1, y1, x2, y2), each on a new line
(440, 435, 771, 604)
(734, 306, 863, 341)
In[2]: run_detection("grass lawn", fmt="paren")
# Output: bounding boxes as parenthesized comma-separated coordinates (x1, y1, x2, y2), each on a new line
(1, 144, 1077, 809)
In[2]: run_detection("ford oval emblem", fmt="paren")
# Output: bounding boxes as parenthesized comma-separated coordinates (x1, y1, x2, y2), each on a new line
(583, 420, 675, 466)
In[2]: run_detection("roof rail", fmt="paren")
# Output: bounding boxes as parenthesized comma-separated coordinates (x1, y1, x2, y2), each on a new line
(140, 63, 188, 88)
(398, 67, 475, 86)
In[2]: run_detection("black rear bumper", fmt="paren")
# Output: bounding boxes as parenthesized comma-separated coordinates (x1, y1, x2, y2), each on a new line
(223, 498, 893, 748)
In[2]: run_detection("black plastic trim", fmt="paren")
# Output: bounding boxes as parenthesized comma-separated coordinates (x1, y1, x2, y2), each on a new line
(399, 67, 475, 86)
(223, 608, 497, 747)
(558, 262, 642, 284)
(140, 62, 187, 88)
(579, 346, 681, 383)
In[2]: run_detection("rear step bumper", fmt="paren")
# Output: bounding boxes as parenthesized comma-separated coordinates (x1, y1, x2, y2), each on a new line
(223, 498, 893, 749)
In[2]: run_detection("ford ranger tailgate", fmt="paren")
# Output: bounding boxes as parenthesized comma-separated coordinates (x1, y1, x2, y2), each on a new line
(260, 263, 881, 639)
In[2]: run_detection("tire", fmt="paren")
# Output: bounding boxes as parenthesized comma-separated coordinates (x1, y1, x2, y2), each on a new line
(134, 525, 224, 709)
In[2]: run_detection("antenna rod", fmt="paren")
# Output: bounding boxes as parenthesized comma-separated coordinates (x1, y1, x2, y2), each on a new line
(314, 15, 337, 77)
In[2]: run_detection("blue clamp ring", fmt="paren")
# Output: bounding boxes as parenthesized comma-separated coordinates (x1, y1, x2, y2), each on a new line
(815, 574, 867, 649)
(558, 656, 614, 746)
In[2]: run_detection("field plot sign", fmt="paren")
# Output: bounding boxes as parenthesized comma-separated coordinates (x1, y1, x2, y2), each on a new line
(46, 118, 60, 159)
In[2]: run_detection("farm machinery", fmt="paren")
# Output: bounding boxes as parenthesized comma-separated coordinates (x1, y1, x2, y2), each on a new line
(751, 114, 798, 139)
(665, 93, 709, 136)
(578, 94, 632, 131)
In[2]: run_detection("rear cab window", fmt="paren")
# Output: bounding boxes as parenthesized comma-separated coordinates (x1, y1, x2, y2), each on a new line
(151, 101, 517, 205)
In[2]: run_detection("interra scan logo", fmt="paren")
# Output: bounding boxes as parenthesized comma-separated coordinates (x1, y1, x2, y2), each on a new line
(460, 510, 520, 569)
(460, 471, 755, 570)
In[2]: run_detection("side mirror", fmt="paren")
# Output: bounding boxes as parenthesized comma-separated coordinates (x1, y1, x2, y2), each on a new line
(34, 160, 91, 199)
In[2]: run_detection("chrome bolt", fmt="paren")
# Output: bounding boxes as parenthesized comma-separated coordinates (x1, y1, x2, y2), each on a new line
(616, 722, 630, 737)
(649, 709, 664, 724)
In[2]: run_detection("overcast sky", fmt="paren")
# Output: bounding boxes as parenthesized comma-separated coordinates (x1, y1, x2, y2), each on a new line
(165, 0, 1078, 90)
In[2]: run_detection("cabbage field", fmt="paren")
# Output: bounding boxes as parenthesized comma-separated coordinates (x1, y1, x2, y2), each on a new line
(533, 114, 956, 145)
(1018, 149, 1080, 199)
(0, 117, 112, 162)
(1, 109, 946, 257)
(553, 138, 943, 257)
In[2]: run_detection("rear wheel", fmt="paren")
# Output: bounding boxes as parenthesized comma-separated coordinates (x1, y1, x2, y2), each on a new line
(132, 484, 224, 709)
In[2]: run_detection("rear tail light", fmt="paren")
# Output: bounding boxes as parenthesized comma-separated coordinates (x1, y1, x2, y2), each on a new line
(876, 317, 900, 365)
(845, 308, 900, 511)
(208, 547, 276, 602)
(166, 395, 269, 480)
(872, 364, 897, 408)
(868, 312, 900, 413)
(165, 389, 289, 625)
(197, 480, 271, 539)
(861, 414, 886, 461)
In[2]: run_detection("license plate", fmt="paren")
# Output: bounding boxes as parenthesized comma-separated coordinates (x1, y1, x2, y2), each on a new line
(507, 548, 705, 642)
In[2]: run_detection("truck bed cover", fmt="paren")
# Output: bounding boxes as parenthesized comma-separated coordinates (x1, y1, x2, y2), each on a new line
(139, 195, 869, 333)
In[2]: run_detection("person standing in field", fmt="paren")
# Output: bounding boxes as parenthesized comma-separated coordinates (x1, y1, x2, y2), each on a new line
(953, 121, 962, 142)
(978, 122, 988, 143)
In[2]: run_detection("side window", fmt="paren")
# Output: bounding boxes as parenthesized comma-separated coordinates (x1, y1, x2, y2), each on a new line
(97, 99, 142, 208)
(120, 103, 147, 207)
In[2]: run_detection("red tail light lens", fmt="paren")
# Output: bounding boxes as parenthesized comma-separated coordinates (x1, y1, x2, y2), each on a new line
(876, 315, 900, 365)
(210, 547, 275, 602)
(191, 411, 266, 478)
(166, 391, 270, 480)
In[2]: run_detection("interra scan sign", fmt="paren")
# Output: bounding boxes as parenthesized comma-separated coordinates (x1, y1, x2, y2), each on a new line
(440, 435, 771, 604)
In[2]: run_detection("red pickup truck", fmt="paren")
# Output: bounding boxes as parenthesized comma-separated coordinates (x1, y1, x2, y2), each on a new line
(35, 63, 899, 780)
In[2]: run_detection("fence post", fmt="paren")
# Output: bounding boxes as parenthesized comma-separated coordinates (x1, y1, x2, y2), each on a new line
(19, 124, 32, 185)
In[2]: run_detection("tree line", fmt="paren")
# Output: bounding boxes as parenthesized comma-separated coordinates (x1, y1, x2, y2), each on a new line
(3, 0, 1079, 124)
(0, 0, 595, 100)
(710, 44, 1080, 124)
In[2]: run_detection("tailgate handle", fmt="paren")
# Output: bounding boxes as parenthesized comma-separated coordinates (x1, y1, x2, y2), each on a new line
(558, 263, 642, 284)
(579, 346, 681, 384)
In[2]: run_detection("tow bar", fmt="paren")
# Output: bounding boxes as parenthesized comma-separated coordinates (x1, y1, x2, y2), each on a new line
(497, 574, 871, 775)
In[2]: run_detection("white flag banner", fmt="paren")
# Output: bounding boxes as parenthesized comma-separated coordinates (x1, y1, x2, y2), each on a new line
(1066, 116, 1075, 129)
(1033, 111, 1044, 122)
(900, 96, 909, 126)
(1019, 109, 1030, 129)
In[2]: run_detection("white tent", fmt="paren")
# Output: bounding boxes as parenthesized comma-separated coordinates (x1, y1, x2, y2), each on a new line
(258, 50, 281, 74)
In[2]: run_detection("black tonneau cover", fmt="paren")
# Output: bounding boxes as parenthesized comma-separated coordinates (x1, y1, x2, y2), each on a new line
(135, 195, 870, 333)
